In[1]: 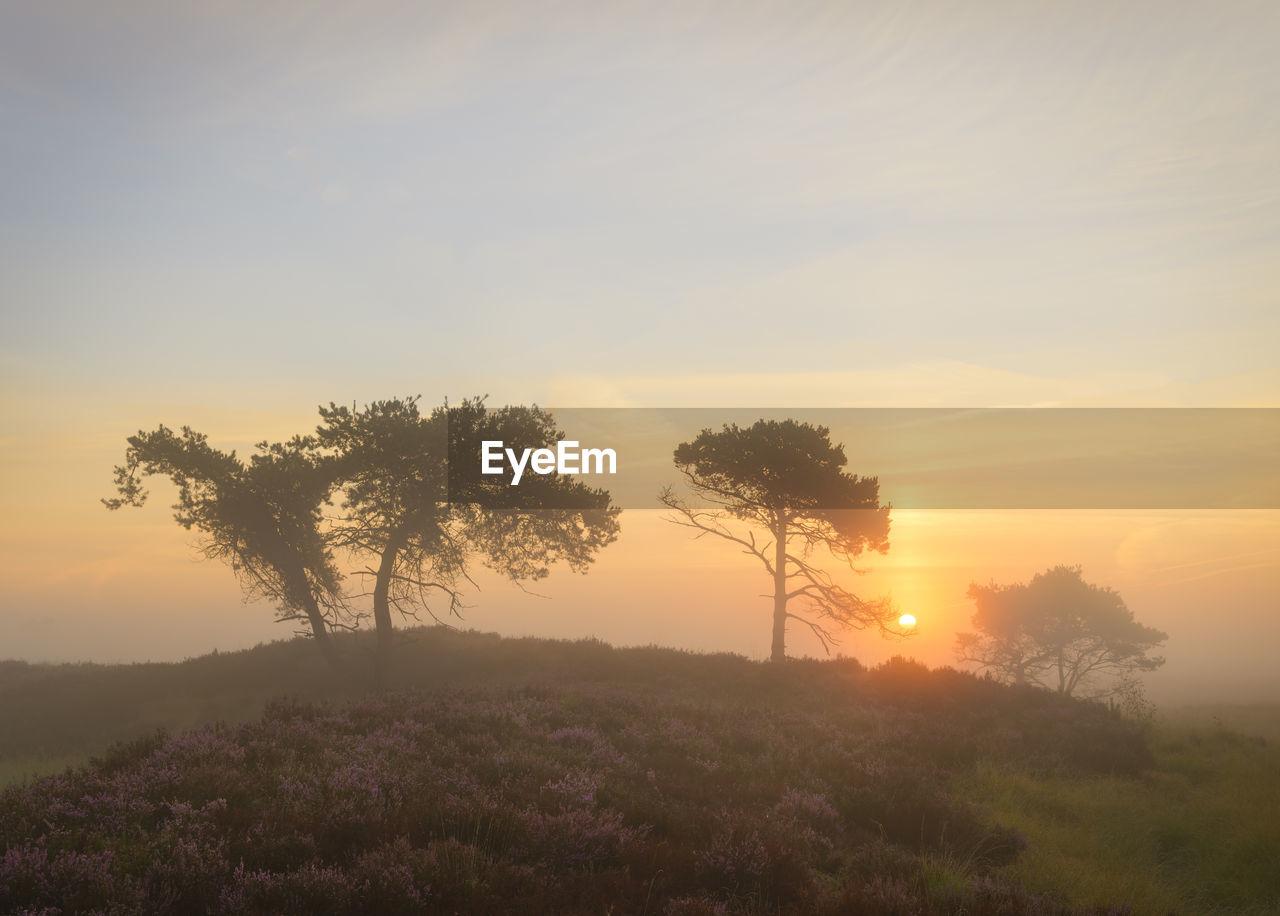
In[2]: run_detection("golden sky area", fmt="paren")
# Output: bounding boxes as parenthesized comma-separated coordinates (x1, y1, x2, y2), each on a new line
(3, 386, 1276, 704)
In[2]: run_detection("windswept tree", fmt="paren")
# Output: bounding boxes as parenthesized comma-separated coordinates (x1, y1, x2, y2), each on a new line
(660, 419, 896, 662)
(103, 427, 350, 667)
(955, 565, 1166, 698)
(317, 396, 621, 682)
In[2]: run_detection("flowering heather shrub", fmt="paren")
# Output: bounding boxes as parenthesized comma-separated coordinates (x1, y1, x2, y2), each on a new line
(542, 769, 599, 809)
(519, 805, 645, 870)
(664, 894, 732, 914)
(697, 819, 770, 888)
(768, 788, 840, 859)
(0, 640, 1153, 913)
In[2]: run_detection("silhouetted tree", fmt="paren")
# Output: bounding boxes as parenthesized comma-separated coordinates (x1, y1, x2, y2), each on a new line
(317, 396, 621, 683)
(955, 565, 1166, 698)
(660, 419, 895, 662)
(104, 427, 350, 668)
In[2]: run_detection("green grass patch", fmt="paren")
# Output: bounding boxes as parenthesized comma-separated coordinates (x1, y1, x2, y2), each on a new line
(961, 726, 1280, 915)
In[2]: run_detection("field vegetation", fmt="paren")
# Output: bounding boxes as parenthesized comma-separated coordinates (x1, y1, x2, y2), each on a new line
(1, 630, 1276, 914)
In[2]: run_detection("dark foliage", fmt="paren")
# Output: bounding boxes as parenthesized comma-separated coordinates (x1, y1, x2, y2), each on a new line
(661, 418, 896, 662)
(956, 566, 1167, 698)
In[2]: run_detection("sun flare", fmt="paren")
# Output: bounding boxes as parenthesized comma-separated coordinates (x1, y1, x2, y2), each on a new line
(898, 613, 918, 627)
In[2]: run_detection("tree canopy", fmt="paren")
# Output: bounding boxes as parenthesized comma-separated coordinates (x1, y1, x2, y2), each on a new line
(105, 398, 621, 680)
(660, 418, 897, 662)
(103, 426, 349, 666)
(955, 565, 1167, 697)
(316, 396, 621, 680)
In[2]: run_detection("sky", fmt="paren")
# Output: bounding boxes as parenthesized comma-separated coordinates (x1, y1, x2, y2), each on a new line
(1, 1, 1276, 702)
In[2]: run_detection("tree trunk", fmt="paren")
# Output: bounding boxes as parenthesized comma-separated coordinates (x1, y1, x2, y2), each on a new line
(284, 561, 342, 673)
(372, 531, 404, 687)
(770, 513, 788, 663)
(301, 593, 341, 671)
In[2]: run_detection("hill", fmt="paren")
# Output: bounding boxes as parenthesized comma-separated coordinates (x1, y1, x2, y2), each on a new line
(1, 630, 1277, 913)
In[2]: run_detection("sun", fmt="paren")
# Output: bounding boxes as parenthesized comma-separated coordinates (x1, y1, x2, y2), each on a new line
(898, 613, 917, 628)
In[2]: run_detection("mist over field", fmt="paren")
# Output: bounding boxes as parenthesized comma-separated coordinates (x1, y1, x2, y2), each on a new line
(7, 503, 1277, 705)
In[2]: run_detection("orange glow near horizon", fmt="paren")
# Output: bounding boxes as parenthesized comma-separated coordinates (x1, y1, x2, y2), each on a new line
(1, 390, 1277, 702)
(3, 495, 1277, 702)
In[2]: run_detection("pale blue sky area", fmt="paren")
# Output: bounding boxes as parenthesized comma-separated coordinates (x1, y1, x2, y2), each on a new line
(2, 0, 1277, 401)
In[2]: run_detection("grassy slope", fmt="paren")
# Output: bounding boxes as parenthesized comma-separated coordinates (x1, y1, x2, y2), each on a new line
(962, 728, 1280, 914)
(1, 629, 791, 766)
(2, 629, 1278, 913)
